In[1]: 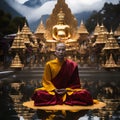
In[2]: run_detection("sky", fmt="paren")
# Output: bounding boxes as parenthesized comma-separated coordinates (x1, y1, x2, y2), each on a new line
(4, 0, 119, 29)
(15, 0, 119, 4)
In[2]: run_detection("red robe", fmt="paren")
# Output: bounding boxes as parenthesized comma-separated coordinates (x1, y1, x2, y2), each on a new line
(32, 59, 93, 106)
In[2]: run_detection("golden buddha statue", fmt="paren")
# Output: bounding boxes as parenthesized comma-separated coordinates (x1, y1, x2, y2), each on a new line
(52, 9, 71, 42)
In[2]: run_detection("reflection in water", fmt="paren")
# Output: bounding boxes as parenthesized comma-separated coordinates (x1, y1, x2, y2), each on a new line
(34, 110, 88, 120)
(0, 84, 19, 120)
(0, 67, 120, 120)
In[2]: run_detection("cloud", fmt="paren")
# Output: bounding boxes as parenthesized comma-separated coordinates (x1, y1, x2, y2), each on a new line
(5, 0, 57, 22)
(5, 0, 34, 19)
(30, 1, 57, 21)
(66, 0, 119, 13)
(4, 0, 119, 24)
(66, 0, 103, 13)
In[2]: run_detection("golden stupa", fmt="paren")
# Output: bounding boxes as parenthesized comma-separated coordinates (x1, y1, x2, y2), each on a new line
(77, 20, 89, 42)
(10, 53, 24, 68)
(35, 20, 46, 35)
(20, 22, 34, 44)
(100, 23, 108, 35)
(103, 31, 120, 50)
(77, 20, 89, 35)
(35, 20, 46, 44)
(11, 28, 26, 50)
(94, 24, 108, 45)
(103, 53, 118, 68)
(44, 0, 79, 42)
(34, 0, 80, 59)
(21, 22, 33, 35)
(94, 23, 101, 37)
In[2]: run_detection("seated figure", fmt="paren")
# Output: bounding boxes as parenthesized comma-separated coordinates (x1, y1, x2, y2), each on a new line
(52, 9, 71, 41)
(32, 43, 93, 106)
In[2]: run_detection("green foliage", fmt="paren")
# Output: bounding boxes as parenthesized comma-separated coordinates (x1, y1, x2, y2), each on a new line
(86, 2, 120, 34)
(0, 9, 27, 37)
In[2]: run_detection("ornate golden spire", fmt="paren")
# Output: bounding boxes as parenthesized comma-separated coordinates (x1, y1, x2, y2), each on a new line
(103, 31, 120, 50)
(35, 20, 46, 34)
(77, 20, 88, 34)
(94, 25, 107, 45)
(10, 53, 24, 68)
(100, 23, 108, 35)
(21, 22, 32, 35)
(103, 53, 117, 68)
(94, 23, 101, 36)
(11, 27, 26, 49)
(20, 22, 33, 44)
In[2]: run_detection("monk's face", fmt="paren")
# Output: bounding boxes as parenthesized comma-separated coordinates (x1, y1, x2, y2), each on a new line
(55, 43, 66, 60)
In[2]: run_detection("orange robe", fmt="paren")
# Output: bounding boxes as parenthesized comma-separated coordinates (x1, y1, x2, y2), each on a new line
(32, 58, 93, 106)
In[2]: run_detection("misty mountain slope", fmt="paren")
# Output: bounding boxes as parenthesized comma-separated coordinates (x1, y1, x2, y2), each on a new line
(3, 0, 119, 32)
(24, 0, 54, 8)
(1, 0, 92, 31)
(0, 0, 22, 17)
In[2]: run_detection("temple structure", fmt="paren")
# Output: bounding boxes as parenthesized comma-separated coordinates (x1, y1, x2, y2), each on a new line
(77, 20, 89, 42)
(35, 0, 80, 60)
(102, 31, 120, 69)
(94, 23, 101, 37)
(1, 0, 120, 119)
(10, 53, 24, 68)
(9, 0, 120, 70)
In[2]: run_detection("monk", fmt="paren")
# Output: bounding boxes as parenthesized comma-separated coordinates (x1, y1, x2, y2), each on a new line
(32, 43, 93, 106)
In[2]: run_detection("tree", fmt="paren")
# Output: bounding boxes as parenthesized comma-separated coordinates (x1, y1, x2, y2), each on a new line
(85, 2, 120, 33)
(0, 9, 27, 36)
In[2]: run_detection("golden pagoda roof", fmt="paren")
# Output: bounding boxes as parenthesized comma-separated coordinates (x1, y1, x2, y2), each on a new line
(35, 20, 46, 34)
(10, 53, 24, 68)
(103, 53, 118, 68)
(11, 28, 26, 49)
(103, 31, 120, 50)
(20, 23, 33, 44)
(94, 23, 101, 36)
(21, 22, 33, 35)
(114, 24, 120, 37)
(100, 23, 108, 35)
(94, 26, 107, 45)
(77, 20, 88, 34)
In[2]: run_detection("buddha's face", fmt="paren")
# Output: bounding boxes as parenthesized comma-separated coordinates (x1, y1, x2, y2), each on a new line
(55, 43, 66, 60)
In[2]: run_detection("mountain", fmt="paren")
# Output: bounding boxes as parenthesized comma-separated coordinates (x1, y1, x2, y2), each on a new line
(1, 0, 92, 31)
(75, 11, 92, 26)
(24, 0, 42, 8)
(23, 0, 92, 31)
(0, 0, 22, 17)
(24, 0, 54, 8)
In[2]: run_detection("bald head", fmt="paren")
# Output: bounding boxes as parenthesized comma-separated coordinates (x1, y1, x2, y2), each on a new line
(56, 43, 66, 50)
(55, 43, 66, 61)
